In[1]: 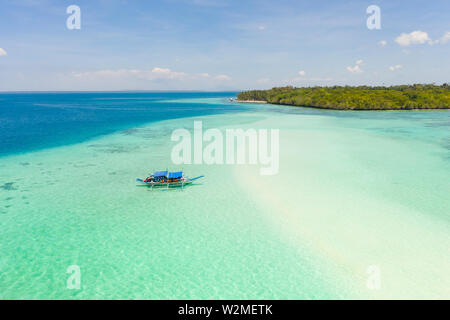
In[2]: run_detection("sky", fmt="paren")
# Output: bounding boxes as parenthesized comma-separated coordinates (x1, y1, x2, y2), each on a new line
(0, 0, 449, 91)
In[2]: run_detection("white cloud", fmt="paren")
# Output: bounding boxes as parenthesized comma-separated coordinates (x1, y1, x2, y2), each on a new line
(437, 31, 450, 44)
(68, 68, 234, 90)
(214, 74, 232, 81)
(151, 67, 186, 79)
(379, 40, 387, 47)
(395, 30, 432, 46)
(290, 70, 333, 82)
(71, 68, 214, 82)
(0, 48, 7, 56)
(389, 65, 402, 71)
(395, 30, 450, 46)
(347, 60, 363, 74)
(73, 69, 133, 79)
(258, 25, 266, 30)
(346, 65, 363, 74)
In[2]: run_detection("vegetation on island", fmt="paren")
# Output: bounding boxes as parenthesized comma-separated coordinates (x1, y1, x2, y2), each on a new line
(237, 84, 450, 110)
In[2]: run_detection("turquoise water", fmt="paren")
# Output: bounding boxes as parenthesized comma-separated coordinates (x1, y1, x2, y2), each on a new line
(0, 94, 449, 299)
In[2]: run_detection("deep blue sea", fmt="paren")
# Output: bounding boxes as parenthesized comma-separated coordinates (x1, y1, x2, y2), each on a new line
(0, 92, 245, 156)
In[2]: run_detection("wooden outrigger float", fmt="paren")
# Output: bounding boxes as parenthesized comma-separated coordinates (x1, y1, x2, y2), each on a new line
(136, 170, 204, 189)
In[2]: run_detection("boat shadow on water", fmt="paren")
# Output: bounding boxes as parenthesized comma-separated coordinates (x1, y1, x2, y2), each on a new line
(136, 183, 204, 191)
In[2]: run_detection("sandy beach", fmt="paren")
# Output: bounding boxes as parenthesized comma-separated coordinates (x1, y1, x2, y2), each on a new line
(233, 112, 450, 299)
(236, 100, 268, 104)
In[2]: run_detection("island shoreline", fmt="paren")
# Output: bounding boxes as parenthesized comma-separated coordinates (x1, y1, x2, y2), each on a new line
(237, 84, 450, 111)
(237, 99, 450, 111)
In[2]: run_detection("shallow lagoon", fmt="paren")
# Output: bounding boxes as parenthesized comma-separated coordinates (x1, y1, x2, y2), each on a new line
(0, 95, 449, 299)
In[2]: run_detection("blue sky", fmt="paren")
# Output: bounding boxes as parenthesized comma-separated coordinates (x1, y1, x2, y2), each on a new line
(0, 0, 449, 91)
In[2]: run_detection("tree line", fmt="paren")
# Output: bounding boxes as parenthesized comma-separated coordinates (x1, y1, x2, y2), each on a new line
(237, 84, 450, 110)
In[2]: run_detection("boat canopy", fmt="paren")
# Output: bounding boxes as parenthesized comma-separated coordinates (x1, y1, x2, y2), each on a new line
(168, 171, 183, 179)
(153, 170, 168, 177)
(152, 170, 182, 178)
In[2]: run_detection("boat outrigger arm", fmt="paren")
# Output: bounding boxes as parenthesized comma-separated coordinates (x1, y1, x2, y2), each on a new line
(136, 170, 204, 188)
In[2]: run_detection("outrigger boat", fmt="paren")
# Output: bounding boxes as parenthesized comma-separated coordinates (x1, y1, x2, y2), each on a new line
(136, 170, 204, 189)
